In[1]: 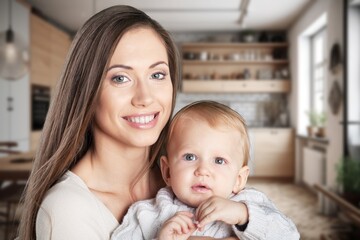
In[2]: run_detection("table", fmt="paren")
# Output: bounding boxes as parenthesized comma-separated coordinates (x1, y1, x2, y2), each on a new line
(0, 141, 21, 155)
(0, 152, 34, 181)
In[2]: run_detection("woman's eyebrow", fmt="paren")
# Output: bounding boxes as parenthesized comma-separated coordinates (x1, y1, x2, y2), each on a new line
(149, 61, 168, 68)
(107, 61, 169, 72)
(107, 64, 132, 71)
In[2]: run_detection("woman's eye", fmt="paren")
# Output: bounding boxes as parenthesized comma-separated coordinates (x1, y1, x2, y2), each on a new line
(151, 72, 166, 80)
(111, 75, 130, 84)
(183, 153, 197, 161)
(214, 158, 226, 165)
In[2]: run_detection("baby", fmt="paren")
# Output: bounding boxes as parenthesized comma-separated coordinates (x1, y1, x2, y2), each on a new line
(111, 100, 299, 240)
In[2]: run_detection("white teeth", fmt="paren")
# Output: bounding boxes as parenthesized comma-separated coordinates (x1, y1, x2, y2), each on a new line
(128, 114, 155, 124)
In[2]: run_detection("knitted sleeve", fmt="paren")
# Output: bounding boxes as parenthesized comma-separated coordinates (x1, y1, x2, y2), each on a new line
(231, 188, 300, 240)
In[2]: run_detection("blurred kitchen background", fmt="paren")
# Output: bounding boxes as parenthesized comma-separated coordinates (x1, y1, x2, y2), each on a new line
(0, 0, 359, 239)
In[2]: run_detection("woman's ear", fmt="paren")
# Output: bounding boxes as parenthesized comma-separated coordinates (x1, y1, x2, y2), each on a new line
(232, 166, 250, 194)
(160, 155, 171, 186)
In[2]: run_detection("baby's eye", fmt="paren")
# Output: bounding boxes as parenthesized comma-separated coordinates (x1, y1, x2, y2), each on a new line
(151, 72, 166, 80)
(183, 153, 197, 161)
(214, 158, 226, 165)
(111, 75, 130, 84)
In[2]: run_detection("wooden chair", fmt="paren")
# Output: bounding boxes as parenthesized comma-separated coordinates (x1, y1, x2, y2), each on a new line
(0, 182, 25, 239)
(0, 142, 24, 239)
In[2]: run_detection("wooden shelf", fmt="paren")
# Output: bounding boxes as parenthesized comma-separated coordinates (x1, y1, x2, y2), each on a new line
(181, 42, 290, 93)
(182, 80, 291, 93)
(182, 42, 288, 48)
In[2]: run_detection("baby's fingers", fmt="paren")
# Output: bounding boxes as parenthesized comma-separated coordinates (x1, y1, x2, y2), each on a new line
(196, 201, 218, 223)
(159, 212, 196, 240)
(171, 211, 196, 233)
(197, 209, 218, 229)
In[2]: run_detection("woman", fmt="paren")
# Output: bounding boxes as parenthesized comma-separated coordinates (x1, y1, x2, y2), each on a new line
(18, 5, 179, 239)
(19, 5, 297, 240)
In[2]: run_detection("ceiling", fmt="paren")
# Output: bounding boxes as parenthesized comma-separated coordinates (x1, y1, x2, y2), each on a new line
(26, 0, 312, 34)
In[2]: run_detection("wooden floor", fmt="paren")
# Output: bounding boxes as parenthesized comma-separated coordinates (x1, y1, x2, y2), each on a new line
(247, 178, 357, 240)
(1, 179, 358, 240)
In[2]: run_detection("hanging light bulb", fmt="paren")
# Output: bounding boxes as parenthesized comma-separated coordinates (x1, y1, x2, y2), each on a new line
(0, 0, 29, 81)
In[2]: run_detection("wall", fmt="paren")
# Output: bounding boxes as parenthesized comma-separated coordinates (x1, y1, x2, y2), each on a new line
(289, 0, 344, 189)
(175, 93, 288, 128)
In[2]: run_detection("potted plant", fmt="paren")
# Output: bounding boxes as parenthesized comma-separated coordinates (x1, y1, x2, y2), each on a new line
(306, 111, 318, 137)
(306, 111, 326, 137)
(315, 112, 326, 138)
(336, 156, 360, 208)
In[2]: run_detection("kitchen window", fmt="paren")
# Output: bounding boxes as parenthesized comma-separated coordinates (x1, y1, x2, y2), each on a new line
(310, 28, 327, 114)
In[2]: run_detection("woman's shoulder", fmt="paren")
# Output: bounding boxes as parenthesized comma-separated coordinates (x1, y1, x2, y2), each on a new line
(41, 171, 92, 208)
(40, 171, 114, 221)
(37, 171, 118, 237)
(36, 171, 119, 239)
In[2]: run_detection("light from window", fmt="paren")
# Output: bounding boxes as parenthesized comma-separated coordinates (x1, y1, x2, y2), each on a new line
(311, 28, 327, 115)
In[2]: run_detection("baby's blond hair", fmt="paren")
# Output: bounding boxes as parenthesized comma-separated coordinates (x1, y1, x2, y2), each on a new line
(165, 100, 250, 166)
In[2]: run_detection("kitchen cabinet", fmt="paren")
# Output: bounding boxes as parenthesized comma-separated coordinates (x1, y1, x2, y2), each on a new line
(30, 13, 71, 151)
(0, 79, 30, 154)
(182, 80, 290, 93)
(251, 128, 295, 178)
(181, 42, 290, 93)
(30, 14, 71, 90)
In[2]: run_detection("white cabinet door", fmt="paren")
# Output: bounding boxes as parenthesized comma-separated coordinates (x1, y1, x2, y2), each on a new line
(0, 0, 30, 153)
(0, 77, 30, 153)
(0, 81, 11, 141)
(9, 77, 30, 143)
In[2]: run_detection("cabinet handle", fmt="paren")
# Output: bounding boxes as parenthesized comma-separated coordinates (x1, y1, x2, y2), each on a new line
(7, 97, 13, 111)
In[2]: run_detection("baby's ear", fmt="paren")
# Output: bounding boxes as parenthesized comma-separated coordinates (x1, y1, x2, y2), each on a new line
(232, 166, 250, 194)
(160, 155, 171, 186)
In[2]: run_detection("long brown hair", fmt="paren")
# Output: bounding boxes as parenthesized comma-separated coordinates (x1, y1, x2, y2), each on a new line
(18, 5, 179, 239)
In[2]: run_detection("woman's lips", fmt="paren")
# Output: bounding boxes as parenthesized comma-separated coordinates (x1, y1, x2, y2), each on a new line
(123, 112, 159, 129)
(126, 114, 156, 124)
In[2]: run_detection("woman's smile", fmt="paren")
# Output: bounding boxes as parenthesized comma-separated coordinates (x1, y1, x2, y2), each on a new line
(123, 112, 159, 129)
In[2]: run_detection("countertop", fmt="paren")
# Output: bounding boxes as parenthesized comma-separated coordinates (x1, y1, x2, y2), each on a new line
(0, 151, 35, 181)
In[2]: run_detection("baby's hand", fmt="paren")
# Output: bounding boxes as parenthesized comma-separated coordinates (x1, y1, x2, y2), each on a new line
(195, 196, 248, 230)
(158, 211, 197, 240)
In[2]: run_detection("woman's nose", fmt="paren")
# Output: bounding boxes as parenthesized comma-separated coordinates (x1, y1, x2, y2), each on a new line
(131, 80, 154, 107)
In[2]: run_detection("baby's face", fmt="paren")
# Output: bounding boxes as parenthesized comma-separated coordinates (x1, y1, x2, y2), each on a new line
(163, 117, 247, 207)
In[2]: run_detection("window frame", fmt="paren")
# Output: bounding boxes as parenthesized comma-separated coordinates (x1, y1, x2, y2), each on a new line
(310, 27, 327, 115)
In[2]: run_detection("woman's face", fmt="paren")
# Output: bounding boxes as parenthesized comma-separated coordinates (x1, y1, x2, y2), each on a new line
(94, 27, 173, 148)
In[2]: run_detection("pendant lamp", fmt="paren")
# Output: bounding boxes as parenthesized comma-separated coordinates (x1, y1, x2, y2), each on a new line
(0, 0, 29, 80)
